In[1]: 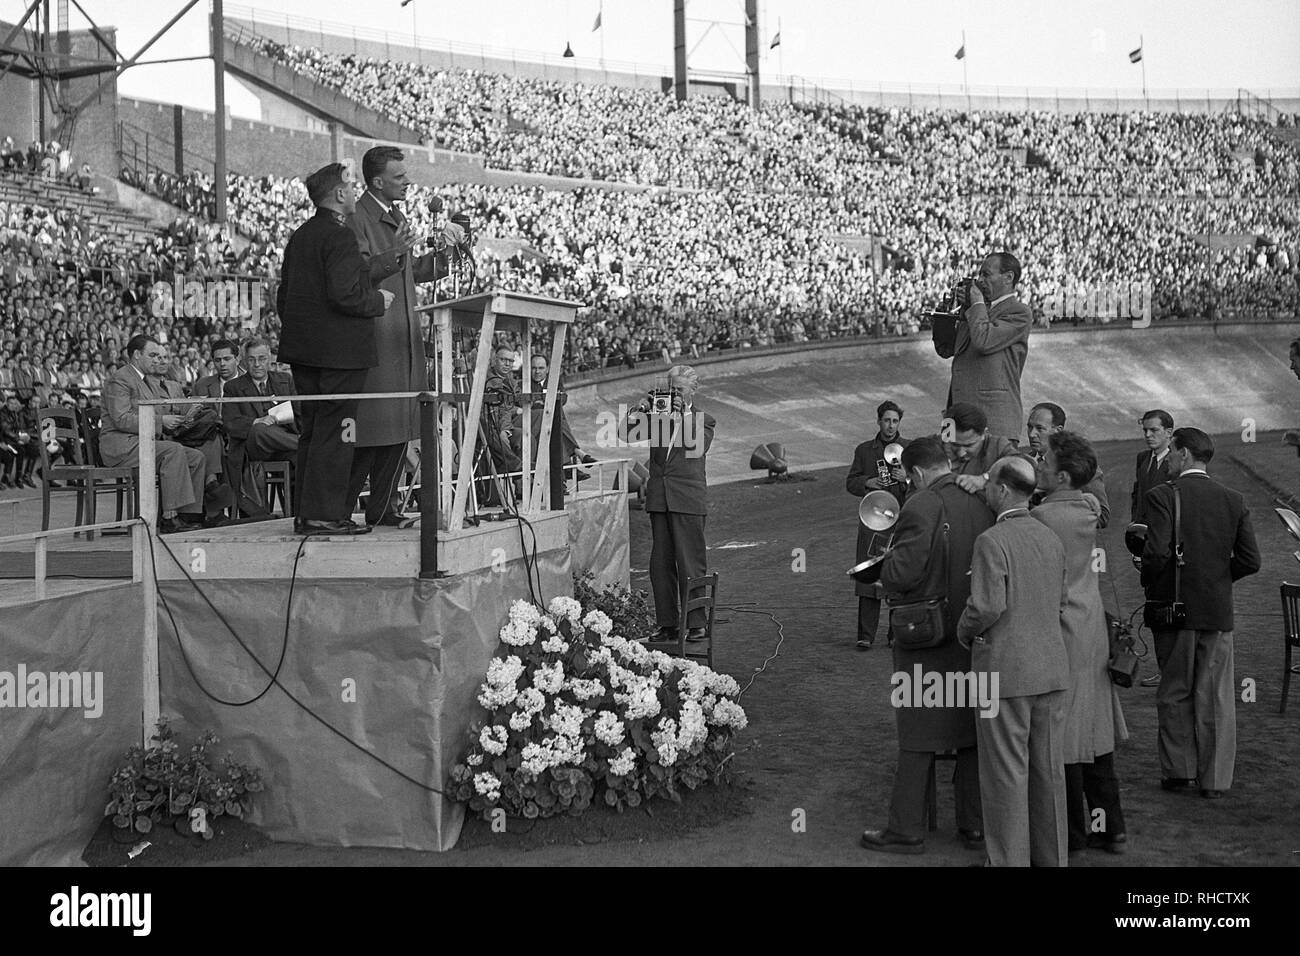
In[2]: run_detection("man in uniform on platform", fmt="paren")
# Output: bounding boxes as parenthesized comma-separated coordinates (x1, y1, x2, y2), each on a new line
(861, 436, 992, 855)
(1141, 428, 1260, 799)
(845, 400, 910, 650)
(277, 162, 394, 536)
(345, 146, 462, 527)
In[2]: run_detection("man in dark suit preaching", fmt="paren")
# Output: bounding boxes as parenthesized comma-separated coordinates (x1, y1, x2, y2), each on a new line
(276, 162, 394, 536)
(939, 252, 1032, 443)
(632, 365, 715, 642)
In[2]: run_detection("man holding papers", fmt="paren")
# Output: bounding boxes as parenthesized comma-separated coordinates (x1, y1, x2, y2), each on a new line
(222, 338, 298, 464)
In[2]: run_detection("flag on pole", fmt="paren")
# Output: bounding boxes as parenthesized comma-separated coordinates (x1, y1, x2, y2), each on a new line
(592, 9, 602, 31)
(1128, 44, 1143, 62)
(955, 43, 966, 60)
(770, 31, 781, 50)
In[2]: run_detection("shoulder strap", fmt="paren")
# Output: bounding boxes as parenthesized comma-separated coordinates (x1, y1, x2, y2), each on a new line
(1172, 484, 1183, 602)
(928, 490, 952, 602)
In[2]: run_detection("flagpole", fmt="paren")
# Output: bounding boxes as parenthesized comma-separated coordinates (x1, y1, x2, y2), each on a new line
(1140, 34, 1147, 108)
(599, 0, 605, 68)
(962, 30, 969, 112)
(778, 17, 783, 81)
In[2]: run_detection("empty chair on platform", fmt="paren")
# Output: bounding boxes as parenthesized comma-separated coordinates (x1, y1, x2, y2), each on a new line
(38, 406, 137, 541)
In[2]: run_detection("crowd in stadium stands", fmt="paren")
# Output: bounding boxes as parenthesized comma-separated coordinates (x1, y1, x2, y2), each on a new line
(2, 40, 1298, 435)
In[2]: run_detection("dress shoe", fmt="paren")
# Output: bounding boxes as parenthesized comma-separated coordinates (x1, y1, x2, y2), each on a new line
(855, 640, 873, 650)
(158, 516, 190, 535)
(369, 513, 409, 527)
(1200, 789, 1225, 800)
(860, 829, 924, 855)
(204, 481, 234, 511)
(959, 828, 985, 850)
(1161, 777, 1197, 792)
(1087, 832, 1128, 854)
(300, 519, 371, 536)
(1139, 673, 1161, 687)
(646, 626, 679, 644)
(685, 627, 708, 643)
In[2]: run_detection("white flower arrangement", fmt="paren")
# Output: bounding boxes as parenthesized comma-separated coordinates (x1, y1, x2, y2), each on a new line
(547, 595, 583, 625)
(474, 772, 502, 801)
(593, 711, 626, 747)
(532, 661, 564, 695)
(540, 633, 570, 654)
(582, 609, 614, 637)
(608, 747, 637, 777)
(479, 724, 508, 755)
(453, 592, 747, 820)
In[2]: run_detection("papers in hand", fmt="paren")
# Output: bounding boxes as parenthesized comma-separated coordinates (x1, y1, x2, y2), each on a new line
(268, 401, 294, 425)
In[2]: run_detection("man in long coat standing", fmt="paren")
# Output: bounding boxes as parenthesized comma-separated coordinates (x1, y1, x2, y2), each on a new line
(345, 146, 461, 526)
(1031, 431, 1127, 855)
(861, 436, 993, 855)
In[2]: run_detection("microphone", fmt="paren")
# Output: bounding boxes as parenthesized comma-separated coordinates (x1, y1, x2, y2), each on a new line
(427, 195, 445, 216)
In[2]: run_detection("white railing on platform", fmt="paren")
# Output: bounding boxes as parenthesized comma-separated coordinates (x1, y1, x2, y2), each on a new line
(0, 517, 158, 742)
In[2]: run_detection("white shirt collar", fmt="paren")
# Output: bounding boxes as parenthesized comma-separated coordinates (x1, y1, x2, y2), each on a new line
(990, 291, 1015, 308)
(1180, 466, 1208, 477)
(365, 190, 392, 216)
(1154, 447, 1170, 463)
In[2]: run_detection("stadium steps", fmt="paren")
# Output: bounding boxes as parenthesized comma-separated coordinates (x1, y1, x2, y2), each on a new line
(1, 172, 161, 247)
(221, 26, 422, 147)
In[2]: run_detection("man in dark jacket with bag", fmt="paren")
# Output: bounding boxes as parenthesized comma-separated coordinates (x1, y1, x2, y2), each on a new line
(277, 162, 394, 535)
(861, 435, 993, 855)
(1140, 427, 1260, 798)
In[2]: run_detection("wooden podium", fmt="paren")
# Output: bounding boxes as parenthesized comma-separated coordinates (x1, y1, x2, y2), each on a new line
(419, 290, 581, 532)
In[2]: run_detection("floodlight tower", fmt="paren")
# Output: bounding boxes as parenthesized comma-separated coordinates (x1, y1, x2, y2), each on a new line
(671, 0, 762, 109)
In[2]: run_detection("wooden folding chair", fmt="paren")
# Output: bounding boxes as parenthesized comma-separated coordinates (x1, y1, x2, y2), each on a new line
(1280, 583, 1300, 714)
(38, 406, 137, 540)
(645, 572, 720, 669)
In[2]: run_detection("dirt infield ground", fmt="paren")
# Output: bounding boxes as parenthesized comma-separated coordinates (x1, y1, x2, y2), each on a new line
(85, 430, 1296, 868)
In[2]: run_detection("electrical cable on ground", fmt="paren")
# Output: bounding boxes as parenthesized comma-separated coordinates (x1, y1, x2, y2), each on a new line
(147, 523, 447, 797)
(715, 602, 785, 699)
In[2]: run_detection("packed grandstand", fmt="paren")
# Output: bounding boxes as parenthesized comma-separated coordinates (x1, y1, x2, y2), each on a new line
(2, 31, 1297, 418)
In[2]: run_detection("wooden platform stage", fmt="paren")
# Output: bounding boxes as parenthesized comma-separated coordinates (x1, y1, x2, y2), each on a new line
(149, 510, 571, 581)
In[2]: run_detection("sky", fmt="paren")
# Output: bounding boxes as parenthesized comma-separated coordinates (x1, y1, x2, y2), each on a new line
(7, 0, 1298, 118)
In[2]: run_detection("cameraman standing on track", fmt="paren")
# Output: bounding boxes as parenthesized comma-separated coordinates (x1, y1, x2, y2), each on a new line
(627, 366, 716, 643)
(937, 253, 1032, 443)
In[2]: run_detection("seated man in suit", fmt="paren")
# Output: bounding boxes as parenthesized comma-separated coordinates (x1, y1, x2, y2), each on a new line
(944, 402, 1017, 494)
(100, 334, 227, 533)
(222, 339, 298, 516)
(192, 338, 243, 403)
(222, 339, 298, 463)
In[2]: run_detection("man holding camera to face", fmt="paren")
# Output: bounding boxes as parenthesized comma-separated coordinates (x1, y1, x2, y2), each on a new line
(938, 253, 1032, 444)
(628, 366, 716, 643)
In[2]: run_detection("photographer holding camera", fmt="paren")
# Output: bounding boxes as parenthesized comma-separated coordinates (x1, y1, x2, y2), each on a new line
(938, 253, 1032, 444)
(628, 365, 716, 643)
